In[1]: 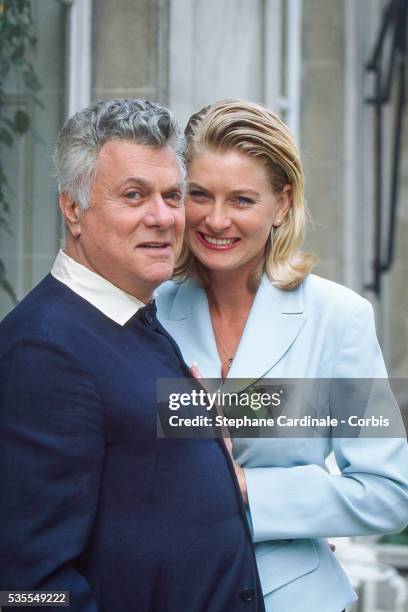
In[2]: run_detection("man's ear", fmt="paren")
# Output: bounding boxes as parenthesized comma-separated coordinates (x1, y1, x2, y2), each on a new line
(59, 192, 82, 237)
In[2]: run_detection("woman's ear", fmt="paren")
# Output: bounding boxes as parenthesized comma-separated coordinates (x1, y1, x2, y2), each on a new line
(59, 192, 82, 237)
(273, 184, 292, 227)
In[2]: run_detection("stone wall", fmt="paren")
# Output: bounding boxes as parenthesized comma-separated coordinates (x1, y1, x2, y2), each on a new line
(92, 0, 161, 103)
(388, 116, 408, 376)
(301, 0, 345, 282)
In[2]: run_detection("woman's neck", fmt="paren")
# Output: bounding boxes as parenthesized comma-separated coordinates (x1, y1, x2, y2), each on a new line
(206, 268, 256, 317)
(206, 268, 257, 379)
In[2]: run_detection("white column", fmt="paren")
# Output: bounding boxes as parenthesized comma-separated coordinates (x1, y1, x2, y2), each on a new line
(67, 0, 92, 117)
(264, 0, 282, 113)
(285, 0, 302, 145)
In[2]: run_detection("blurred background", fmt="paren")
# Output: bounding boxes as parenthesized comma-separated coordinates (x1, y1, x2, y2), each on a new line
(0, 1, 407, 610)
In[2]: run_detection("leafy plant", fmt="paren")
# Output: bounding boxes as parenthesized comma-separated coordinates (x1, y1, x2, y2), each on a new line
(0, 0, 43, 303)
(381, 526, 408, 546)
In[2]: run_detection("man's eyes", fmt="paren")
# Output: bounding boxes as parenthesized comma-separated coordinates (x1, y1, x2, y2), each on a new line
(164, 191, 183, 206)
(123, 191, 183, 206)
(125, 190, 142, 201)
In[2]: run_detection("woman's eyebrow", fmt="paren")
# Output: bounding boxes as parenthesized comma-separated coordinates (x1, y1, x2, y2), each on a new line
(228, 189, 260, 197)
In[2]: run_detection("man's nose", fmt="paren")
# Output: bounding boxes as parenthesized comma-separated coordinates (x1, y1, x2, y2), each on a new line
(205, 203, 231, 233)
(144, 195, 176, 229)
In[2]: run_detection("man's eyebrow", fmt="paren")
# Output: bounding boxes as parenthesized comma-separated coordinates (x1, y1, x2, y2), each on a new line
(117, 177, 185, 192)
(188, 182, 209, 191)
(165, 181, 185, 192)
(117, 177, 153, 190)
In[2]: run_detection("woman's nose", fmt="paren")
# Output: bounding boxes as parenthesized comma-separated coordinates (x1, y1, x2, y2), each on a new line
(204, 204, 231, 233)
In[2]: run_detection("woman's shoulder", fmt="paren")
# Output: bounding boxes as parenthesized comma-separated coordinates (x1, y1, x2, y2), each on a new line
(301, 273, 370, 311)
(155, 279, 180, 301)
(294, 274, 375, 334)
(154, 280, 179, 317)
(155, 278, 202, 320)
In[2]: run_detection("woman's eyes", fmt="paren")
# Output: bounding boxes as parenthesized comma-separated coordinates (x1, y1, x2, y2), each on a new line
(188, 190, 254, 207)
(234, 196, 255, 207)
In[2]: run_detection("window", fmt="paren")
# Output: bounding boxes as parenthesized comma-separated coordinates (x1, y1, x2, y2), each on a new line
(166, 0, 303, 143)
(0, 0, 91, 317)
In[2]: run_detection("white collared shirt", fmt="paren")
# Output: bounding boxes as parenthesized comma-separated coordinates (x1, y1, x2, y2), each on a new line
(51, 250, 145, 325)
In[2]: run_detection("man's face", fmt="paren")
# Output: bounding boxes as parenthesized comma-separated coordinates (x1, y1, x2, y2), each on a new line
(71, 140, 185, 301)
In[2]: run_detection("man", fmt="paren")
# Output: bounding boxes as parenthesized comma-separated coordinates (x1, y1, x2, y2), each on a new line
(0, 99, 264, 611)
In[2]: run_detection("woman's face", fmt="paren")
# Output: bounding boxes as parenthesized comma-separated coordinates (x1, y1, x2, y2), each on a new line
(185, 149, 291, 276)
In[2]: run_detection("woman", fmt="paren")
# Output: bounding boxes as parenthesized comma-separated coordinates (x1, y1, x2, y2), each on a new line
(155, 100, 408, 612)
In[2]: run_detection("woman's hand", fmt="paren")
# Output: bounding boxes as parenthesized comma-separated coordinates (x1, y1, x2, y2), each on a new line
(234, 462, 248, 506)
(189, 365, 249, 504)
(190, 362, 201, 379)
(223, 437, 248, 505)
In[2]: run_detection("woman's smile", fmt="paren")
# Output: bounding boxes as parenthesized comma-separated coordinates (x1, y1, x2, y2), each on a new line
(195, 231, 241, 250)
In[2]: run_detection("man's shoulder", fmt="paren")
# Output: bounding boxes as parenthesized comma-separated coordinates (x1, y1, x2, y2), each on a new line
(1, 275, 65, 334)
(0, 275, 107, 352)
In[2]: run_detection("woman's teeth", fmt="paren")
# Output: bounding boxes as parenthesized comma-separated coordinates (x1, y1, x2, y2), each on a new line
(202, 234, 236, 246)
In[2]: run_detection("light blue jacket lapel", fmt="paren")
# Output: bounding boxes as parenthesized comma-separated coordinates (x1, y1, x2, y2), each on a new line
(227, 276, 306, 381)
(165, 279, 221, 379)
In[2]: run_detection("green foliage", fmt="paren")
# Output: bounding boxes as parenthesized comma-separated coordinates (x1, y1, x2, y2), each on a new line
(381, 526, 408, 546)
(0, 0, 42, 303)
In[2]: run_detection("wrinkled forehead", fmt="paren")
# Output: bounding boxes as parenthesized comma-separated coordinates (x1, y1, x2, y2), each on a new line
(94, 140, 184, 184)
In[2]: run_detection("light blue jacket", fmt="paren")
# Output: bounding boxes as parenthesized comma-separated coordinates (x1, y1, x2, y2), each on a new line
(156, 274, 408, 612)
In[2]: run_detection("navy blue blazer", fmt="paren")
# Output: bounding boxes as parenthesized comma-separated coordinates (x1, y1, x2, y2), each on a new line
(0, 274, 264, 612)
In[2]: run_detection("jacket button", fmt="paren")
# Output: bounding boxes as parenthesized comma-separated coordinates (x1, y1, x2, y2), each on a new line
(240, 587, 254, 602)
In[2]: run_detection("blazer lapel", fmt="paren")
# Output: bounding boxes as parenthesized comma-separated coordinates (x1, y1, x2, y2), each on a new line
(165, 279, 222, 379)
(226, 276, 307, 385)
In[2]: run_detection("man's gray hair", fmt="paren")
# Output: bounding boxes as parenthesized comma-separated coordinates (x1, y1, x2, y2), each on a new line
(54, 98, 186, 210)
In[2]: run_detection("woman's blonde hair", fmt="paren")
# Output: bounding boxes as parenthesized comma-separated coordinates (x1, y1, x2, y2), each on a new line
(174, 99, 316, 290)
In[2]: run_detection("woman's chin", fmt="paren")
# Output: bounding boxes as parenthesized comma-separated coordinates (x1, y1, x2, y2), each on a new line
(192, 248, 263, 277)
(194, 255, 244, 275)
(198, 257, 254, 276)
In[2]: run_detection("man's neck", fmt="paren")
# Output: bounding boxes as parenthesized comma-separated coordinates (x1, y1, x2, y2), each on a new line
(62, 245, 152, 304)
